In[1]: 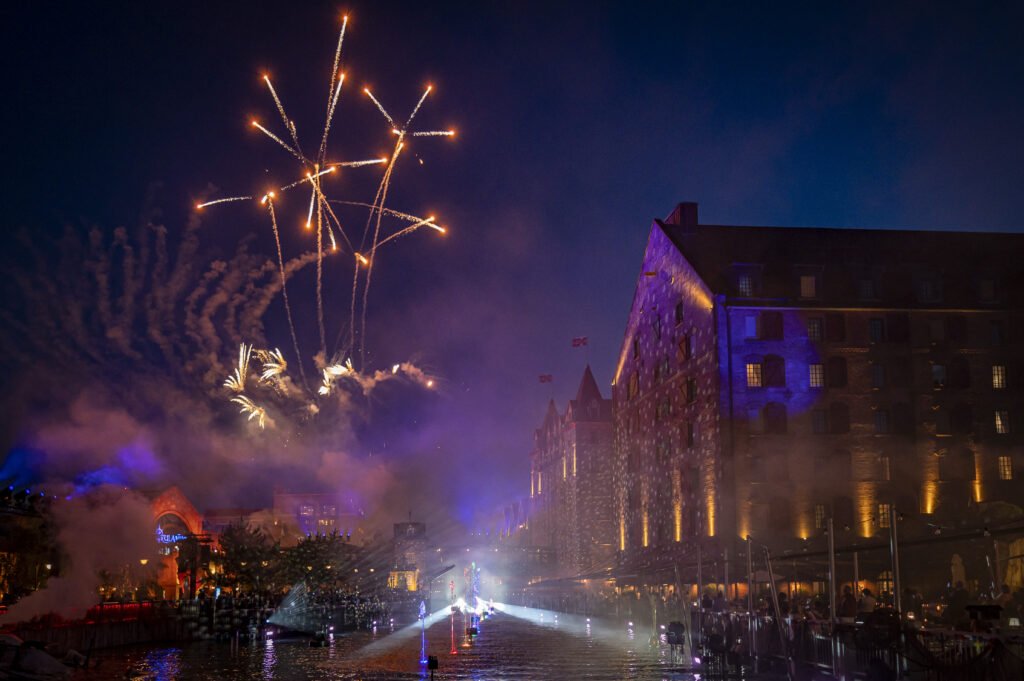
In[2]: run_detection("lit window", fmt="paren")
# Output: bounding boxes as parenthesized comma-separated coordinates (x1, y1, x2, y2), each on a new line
(999, 456, 1013, 481)
(871, 364, 886, 389)
(878, 504, 891, 529)
(880, 456, 891, 481)
(814, 504, 826, 529)
(800, 275, 817, 298)
(993, 365, 1007, 389)
(322, 505, 336, 516)
(300, 504, 314, 517)
(807, 318, 824, 342)
(809, 364, 824, 388)
(869, 318, 885, 343)
(995, 410, 1010, 435)
(738, 275, 753, 297)
(746, 363, 762, 388)
(562, 456, 567, 480)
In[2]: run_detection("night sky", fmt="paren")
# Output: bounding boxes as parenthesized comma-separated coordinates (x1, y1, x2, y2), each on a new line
(3, 1, 1023, 528)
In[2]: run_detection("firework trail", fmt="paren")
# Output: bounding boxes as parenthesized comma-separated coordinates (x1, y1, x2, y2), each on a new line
(354, 84, 453, 364)
(265, 194, 308, 389)
(231, 394, 267, 429)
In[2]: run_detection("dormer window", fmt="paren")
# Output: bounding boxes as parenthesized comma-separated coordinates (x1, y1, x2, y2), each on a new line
(738, 274, 753, 297)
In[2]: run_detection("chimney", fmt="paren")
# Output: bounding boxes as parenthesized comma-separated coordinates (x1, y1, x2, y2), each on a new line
(665, 202, 698, 233)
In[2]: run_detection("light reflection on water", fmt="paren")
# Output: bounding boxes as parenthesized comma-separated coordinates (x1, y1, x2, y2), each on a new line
(84, 613, 700, 681)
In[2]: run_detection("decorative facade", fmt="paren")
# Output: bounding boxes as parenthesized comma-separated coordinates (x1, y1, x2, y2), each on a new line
(528, 366, 615, 576)
(612, 202, 1024, 572)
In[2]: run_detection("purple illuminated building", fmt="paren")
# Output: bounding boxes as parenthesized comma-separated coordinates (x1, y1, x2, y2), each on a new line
(612, 202, 1024, 583)
(526, 367, 615, 577)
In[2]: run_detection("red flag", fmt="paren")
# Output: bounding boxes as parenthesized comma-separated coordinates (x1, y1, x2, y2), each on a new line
(539, 375, 553, 383)
(571, 336, 588, 347)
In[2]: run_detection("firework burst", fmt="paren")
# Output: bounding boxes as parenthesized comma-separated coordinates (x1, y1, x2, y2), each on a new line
(195, 14, 452, 427)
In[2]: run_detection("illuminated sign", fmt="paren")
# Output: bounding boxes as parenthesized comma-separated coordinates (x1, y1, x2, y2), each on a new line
(156, 525, 188, 544)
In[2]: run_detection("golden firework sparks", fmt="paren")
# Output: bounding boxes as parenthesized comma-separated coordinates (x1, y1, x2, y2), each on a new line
(231, 394, 267, 429)
(224, 343, 252, 393)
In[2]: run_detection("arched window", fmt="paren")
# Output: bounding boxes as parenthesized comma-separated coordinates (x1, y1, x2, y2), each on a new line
(829, 402, 850, 434)
(764, 402, 788, 434)
(763, 355, 786, 387)
(827, 357, 848, 388)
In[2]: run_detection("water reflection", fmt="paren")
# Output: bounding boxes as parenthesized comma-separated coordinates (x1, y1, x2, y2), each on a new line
(94, 612, 701, 680)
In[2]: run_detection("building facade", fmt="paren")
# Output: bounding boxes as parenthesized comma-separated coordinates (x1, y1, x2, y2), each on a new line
(612, 202, 1024, 574)
(527, 366, 616, 576)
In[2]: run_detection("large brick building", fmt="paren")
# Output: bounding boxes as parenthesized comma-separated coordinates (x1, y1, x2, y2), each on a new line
(528, 366, 615, 576)
(612, 202, 1024, 575)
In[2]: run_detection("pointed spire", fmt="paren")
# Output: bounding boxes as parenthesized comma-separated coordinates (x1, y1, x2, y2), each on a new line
(575, 365, 602, 403)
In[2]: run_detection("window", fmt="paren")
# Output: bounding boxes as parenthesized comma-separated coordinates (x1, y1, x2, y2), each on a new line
(999, 456, 1013, 481)
(686, 378, 697, 403)
(871, 364, 886, 389)
(686, 421, 698, 447)
(655, 440, 670, 462)
(627, 371, 639, 400)
(878, 504, 891, 529)
(827, 357, 848, 388)
(749, 456, 764, 479)
(318, 518, 335, 529)
(738, 274, 753, 297)
(812, 410, 828, 434)
(764, 402, 787, 434)
(800, 275, 817, 298)
(687, 334, 696, 359)
(748, 407, 763, 434)
(993, 365, 1007, 389)
(869, 318, 885, 343)
(825, 313, 846, 342)
(746, 363, 762, 388)
(991, 320, 1004, 346)
(874, 409, 889, 434)
(949, 356, 970, 389)
(655, 397, 671, 421)
(300, 504, 315, 517)
(880, 456, 892, 481)
(745, 315, 758, 339)
(829, 403, 850, 434)
(633, 338, 639, 359)
(675, 301, 684, 324)
(677, 335, 692, 364)
(814, 504, 826, 529)
(928, 318, 945, 342)
(951, 404, 973, 435)
(763, 355, 786, 387)
(653, 315, 662, 340)
(807, 318, 824, 342)
(995, 410, 1010, 435)
(809, 364, 825, 388)
(760, 311, 784, 340)
(931, 364, 947, 389)
(859, 278, 876, 300)
(321, 505, 336, 516)
(656, 356, 670, 382)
